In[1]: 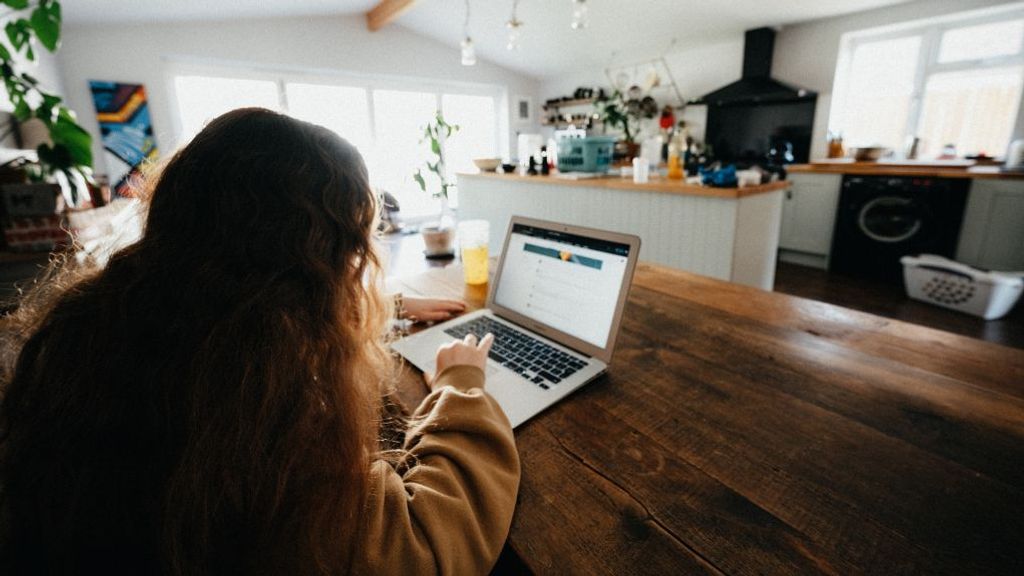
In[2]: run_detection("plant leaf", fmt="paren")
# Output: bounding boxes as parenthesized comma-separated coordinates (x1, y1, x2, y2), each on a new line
(12, 99, 29, 121)
(29, 0, 61, 52)
(1, 0, 29, 10)
(5, 20, 30, 54)
(430, 137, 440, 156)
(0, 43, 10, 61)
(412, 169, 426, 192)
(49, 112, 93, 167)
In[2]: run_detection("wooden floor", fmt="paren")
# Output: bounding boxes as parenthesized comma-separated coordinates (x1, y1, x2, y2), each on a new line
(773, 262, 1024, 350)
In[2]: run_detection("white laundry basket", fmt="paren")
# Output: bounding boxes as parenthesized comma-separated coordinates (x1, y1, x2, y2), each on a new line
(901, 255, 1024, 320)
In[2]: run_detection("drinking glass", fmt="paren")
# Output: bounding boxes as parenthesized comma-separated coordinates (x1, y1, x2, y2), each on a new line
(459, 220, 489, 285)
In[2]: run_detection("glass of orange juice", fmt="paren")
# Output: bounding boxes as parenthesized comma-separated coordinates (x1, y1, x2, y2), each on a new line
(458, 220, 489, 285)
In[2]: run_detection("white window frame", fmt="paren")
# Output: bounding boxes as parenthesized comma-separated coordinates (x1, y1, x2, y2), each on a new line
(830, 4, 1024, 153)
(163, 58, 508, 222)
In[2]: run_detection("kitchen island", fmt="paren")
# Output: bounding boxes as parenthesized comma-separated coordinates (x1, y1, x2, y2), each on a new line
(457, 172, 789, 290)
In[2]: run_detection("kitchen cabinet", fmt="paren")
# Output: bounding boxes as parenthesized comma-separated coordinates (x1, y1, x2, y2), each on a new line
(778, 172, 842, 268)
(956, 179, 1024, 271)
(458, 173, 787, 290)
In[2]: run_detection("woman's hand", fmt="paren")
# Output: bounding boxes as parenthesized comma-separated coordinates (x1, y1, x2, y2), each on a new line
(403, 296, 466, 323)
(430, 333, 494, 390)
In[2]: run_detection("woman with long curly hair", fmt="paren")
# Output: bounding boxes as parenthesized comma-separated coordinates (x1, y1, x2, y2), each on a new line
(0, 108, 519, 575)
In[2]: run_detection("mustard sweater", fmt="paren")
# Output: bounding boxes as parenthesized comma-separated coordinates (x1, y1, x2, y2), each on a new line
(352, 365, 521, 575)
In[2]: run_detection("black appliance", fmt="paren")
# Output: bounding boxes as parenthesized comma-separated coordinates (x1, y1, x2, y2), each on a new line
(829, 176, 970, 282)
(698, 28, 817, 167)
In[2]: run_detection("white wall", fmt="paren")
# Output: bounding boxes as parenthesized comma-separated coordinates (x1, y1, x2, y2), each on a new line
(540, 0, 1020, 160)
(57, 14, 541, 176)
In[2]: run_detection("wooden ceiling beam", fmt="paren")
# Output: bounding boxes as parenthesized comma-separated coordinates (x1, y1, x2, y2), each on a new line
(366, 0, 419, 32)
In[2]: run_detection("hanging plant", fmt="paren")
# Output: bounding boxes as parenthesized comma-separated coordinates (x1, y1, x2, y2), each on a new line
(0, 0, 93, 202)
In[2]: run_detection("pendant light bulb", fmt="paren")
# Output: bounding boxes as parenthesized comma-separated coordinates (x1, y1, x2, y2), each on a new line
(571, 0, 589, 30)
(461, 37, 477, 66)
(506, 19, 523, 51)
(506, 0, 523, 51)
(461, 0, 476, 66)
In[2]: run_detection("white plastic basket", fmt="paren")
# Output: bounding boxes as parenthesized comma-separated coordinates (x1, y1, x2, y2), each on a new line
(901, 255, 1024, 320)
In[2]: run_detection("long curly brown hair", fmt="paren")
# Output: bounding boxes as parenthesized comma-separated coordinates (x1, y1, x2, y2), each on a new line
(0, 108, 395, 575)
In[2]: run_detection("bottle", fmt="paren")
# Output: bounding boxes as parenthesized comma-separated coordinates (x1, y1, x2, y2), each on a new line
(667, 134, 684, 179)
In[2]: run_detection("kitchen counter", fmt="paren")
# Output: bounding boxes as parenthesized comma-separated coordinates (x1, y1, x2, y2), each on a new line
(459, 172, 790, 198)
(457, 171, 787, 290)
(788, 160, 1023, 179)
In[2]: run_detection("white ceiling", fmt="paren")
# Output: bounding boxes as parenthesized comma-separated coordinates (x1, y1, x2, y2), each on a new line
(64, 0, 914, 79)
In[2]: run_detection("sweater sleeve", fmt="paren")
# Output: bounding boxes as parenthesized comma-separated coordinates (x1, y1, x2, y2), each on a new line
(352, 365, 521, 575)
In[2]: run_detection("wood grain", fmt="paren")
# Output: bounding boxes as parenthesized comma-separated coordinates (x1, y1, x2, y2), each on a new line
(458, 172, 789, 199)
(366, 0, 418, 31)
(788, 162, 1024, 180)
(392, 263, 1024, 575)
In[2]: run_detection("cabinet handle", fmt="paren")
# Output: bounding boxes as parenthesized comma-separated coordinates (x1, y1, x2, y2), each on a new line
(786, 190, 793, 200)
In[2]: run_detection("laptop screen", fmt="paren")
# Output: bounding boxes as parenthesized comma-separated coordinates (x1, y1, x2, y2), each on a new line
(493, 222, 632, 349)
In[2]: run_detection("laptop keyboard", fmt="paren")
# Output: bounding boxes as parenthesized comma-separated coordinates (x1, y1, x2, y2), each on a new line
(444, 316, 588, 390)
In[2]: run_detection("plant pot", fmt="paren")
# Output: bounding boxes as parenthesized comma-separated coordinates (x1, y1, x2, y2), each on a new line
(614, 140, 641, 166)
(422, 225, 455, 258)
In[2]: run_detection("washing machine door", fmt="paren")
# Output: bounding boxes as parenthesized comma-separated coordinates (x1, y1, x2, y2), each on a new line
(857, 196, 928, 243)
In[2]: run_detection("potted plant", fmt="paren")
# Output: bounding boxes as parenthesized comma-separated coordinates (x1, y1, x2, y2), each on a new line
(596, 89, 656, 164)
(0, 0, 93, 206)
(412, 110, 458, 258)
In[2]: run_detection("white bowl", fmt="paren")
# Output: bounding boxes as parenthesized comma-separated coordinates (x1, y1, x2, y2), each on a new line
(473, 158, 501, 172)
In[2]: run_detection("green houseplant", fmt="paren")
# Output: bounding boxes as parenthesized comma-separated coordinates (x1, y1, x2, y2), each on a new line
(412, 110, 459, 257)
(596, 89, 656, 163)
(0, 0, 93, 204)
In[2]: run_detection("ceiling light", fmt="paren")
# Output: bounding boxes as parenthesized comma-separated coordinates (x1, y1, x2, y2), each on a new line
(506, 0, 523, 51)
(570, 0, 588, 30)
(461, 37, 477, 66)
(461, 0, 476, 66)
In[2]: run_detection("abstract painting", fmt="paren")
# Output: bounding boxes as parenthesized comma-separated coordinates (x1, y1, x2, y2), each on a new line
(89, 81, 159, 197)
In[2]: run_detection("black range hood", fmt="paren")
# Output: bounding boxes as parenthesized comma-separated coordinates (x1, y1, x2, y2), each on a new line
(695, 27, 816, 106)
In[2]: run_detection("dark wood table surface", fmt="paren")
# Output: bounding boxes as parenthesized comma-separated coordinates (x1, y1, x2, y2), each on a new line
(387, 261, 1024, 575)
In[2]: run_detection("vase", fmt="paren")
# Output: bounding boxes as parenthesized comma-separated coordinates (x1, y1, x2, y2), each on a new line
(421, 196, 456, 258)
(614, 141, 641, 166)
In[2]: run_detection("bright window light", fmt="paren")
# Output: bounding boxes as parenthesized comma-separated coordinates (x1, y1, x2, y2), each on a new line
(917, 66, 1024, 157)
(938, 19, 1023, 63)
(173, 73, 503, 220)
(372, 90, 440, 219)
(831, 8, 1024, 159)
(173, 75, 280, 146)
(836, 36, 921, 149)
(441, 93, 497, 206)
(285, 83, 372, 155)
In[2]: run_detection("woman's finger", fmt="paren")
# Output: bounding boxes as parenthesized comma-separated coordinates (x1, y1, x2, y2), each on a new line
(463, 333, 478, 346)
(478, 333, 495, 352)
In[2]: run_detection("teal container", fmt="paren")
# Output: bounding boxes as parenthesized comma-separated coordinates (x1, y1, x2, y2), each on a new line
(556, 136, 617, 173)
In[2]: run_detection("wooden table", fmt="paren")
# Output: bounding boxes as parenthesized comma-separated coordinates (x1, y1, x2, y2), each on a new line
(389, 263, 1024, 575)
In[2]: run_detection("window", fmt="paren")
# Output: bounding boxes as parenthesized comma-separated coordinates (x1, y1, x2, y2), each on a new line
(173, 76, 281, 142)
(171, 70, 505, 219)
(830, 8, 1024, 158)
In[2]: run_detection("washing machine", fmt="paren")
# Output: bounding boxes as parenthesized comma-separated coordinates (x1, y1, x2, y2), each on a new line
(829, 175, 970, 282)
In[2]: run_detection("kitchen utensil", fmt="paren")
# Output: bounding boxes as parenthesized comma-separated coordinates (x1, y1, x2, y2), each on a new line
(472, 158, 501, 172)
(851, 146, 888, 162)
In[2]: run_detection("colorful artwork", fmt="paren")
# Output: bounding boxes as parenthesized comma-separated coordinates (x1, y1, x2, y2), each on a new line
(89, 81, 159, 197)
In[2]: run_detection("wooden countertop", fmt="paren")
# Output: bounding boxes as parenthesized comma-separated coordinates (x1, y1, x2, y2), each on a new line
(391, 262, 1024, 575)
(789, 160, 1024, 180)
(459, 171, 789, 199)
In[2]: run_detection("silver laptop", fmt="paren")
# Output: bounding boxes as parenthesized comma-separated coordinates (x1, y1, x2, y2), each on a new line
(391, 216, 641, 428)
